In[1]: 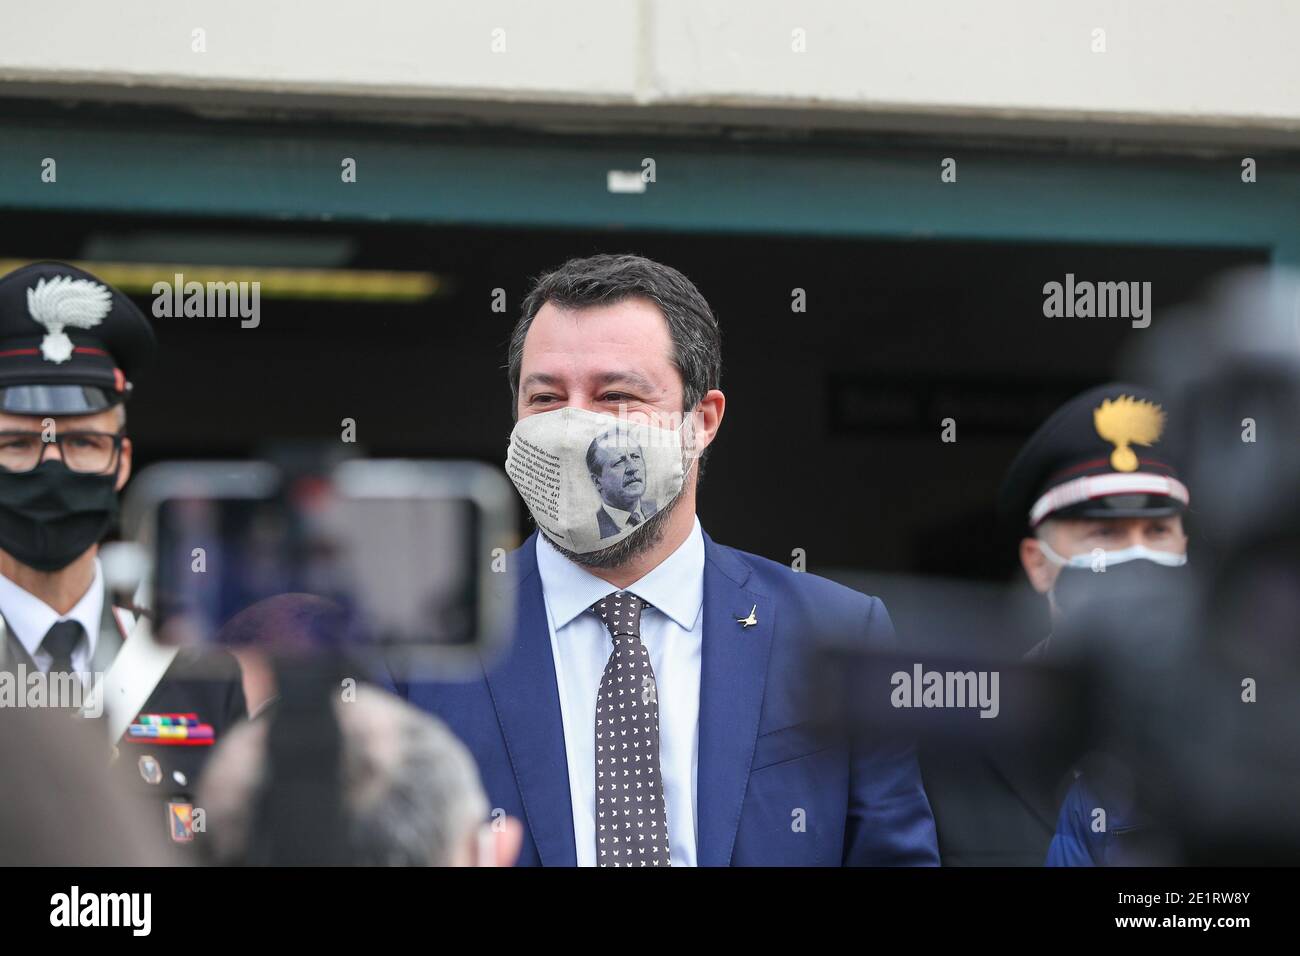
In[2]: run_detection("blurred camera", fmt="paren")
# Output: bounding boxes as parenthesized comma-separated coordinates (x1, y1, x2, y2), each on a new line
(116, 457, 517, 681)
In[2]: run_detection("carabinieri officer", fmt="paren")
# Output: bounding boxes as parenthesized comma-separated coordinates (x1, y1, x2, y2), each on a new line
(921, 382, 1192, 866)
(0, 261, 246, 856)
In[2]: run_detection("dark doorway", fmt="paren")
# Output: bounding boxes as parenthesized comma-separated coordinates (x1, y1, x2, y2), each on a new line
(0, 212, 1266, 582)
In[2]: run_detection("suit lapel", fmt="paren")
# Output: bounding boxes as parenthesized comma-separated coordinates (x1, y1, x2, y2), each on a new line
(483, 534, 578, 866)
(696, 533, 773, 866)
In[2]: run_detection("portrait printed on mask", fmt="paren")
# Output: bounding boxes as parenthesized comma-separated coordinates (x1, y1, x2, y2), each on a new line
(505, 407, 687, 555)
(585, 426, 659, 540)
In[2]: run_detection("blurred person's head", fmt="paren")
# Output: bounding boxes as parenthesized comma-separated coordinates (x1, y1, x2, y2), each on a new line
(215, 592, 349, 716)
(198, 685, 522, 866)
(0, 707, 167, 865)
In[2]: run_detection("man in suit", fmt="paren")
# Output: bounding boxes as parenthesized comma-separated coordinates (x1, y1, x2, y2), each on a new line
(0, 261, 246, 856)
(588, 427, 658, 539)
(407, 253, 938, 866)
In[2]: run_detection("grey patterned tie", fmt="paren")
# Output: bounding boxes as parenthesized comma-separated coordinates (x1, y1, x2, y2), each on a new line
(591, 591, 671, 867)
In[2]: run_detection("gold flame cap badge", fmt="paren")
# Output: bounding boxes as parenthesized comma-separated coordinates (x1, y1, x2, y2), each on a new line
(1093, 395, 1166, 472)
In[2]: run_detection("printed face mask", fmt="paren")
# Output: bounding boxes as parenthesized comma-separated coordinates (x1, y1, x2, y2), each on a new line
(505, 406, 689, 554)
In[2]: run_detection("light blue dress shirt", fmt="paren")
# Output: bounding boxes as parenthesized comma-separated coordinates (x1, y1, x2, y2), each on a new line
(535, 517, 704, 867)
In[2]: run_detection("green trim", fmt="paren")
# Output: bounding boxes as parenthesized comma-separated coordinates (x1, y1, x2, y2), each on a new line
(1, 110, 1297, 254)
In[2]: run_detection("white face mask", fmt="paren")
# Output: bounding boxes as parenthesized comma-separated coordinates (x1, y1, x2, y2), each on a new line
(505, 406, 690, 554)
(1038, 538, 1188, 571)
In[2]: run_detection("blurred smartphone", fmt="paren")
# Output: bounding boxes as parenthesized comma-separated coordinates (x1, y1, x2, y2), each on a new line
(122, 459, 516, 680)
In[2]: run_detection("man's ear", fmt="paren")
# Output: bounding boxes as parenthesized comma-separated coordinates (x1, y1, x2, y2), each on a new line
(1019, 536, 1060, 595)
(691, 389, 726, 456)
(115, 437, 133, 492)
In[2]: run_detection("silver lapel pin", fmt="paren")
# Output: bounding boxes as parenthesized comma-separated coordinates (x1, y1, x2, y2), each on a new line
(736, 604, 758, 628)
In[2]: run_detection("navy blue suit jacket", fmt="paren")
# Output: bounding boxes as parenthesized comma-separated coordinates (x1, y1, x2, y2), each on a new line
(405, 530, 939, 866)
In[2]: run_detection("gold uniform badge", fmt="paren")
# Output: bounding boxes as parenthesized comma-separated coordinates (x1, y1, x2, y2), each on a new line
(1093, 395, 1166, 472)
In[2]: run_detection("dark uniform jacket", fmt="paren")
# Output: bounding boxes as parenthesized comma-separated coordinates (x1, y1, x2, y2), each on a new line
(0, 595, 246, 857)
(920, 634, 1073, 866)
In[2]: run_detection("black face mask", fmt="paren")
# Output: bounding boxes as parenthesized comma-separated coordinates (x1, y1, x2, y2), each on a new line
(1050, 557, 1194, 661)
(0, 460, 120, 572)
(1051, 556, 1188, 621)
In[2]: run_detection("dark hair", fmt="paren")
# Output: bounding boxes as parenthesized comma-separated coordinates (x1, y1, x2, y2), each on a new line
(509, 254, 722, 416)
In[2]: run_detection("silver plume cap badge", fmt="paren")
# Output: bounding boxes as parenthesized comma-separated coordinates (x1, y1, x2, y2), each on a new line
(25, 276, 113, 364)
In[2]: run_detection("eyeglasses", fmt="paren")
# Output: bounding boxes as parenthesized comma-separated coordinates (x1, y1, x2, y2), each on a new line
(0, 430, 125, 475)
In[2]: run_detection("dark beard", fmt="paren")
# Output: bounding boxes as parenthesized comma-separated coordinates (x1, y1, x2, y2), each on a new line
(543, 487, 684, 570)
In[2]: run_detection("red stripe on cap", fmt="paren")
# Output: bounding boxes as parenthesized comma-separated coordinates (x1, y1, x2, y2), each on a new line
(0, 347, 110, 358)
(1029, 472, 1190, 527)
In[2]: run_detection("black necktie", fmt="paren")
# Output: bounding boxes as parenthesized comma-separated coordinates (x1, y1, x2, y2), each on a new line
(590, 591, 671, 867)
(41, 619, 84, 676)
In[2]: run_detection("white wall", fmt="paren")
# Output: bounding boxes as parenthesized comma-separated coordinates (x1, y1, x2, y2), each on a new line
(2, 0, 1298, 144)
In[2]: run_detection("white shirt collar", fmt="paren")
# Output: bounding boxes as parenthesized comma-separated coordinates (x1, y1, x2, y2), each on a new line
(535, 516, 705, 632)
(0, 558, 104, 661)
